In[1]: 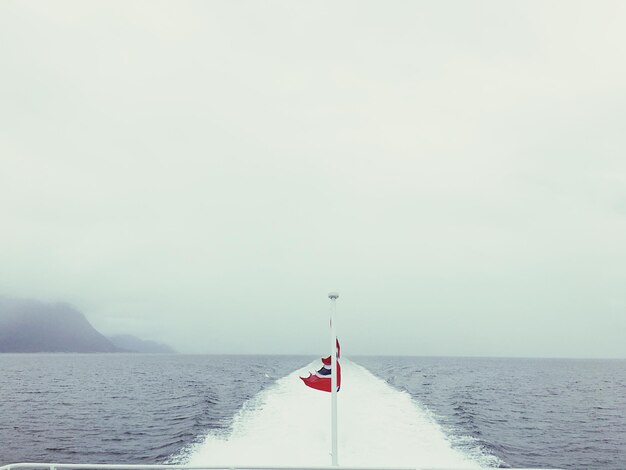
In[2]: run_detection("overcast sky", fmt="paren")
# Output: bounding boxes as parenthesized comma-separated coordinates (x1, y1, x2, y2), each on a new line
(1, 1, 625, 357)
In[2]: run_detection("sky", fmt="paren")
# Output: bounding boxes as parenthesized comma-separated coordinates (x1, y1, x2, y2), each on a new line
(1, 1, 625, 357)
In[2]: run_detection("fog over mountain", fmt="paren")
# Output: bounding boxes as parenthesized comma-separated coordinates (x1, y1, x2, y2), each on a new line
(0, 297, 176, 353)
(0, 297, 120, 353)
(1, 2, 625, 357)
(107, 334, 176, 354)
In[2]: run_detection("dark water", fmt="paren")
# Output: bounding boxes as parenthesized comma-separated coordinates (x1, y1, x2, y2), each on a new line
(1, 354, 625, 469)
(0, 354, 308, 464)
(357, 356, 626, 470)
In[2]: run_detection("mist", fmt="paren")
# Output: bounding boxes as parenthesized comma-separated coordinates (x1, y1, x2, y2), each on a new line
(1, 1, 625, 357)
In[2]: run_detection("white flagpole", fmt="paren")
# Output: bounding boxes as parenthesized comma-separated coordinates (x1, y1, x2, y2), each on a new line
(328, 292, 339, 467)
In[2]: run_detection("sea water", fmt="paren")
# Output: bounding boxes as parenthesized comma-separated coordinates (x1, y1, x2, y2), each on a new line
(1, 354, 624, 469)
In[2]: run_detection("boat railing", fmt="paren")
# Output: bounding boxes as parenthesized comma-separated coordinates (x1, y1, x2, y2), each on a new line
(0, 464, 561, 470)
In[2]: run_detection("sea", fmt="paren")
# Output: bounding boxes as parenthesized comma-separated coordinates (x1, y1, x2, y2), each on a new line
(1, 354, 625, 470)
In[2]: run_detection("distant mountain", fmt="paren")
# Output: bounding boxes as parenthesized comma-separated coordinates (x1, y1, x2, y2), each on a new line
(107, 334, 176, 353)
(0, 297, 121, 353)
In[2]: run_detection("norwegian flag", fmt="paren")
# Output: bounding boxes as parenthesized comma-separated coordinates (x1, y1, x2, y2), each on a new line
(300, 339, 341, 392)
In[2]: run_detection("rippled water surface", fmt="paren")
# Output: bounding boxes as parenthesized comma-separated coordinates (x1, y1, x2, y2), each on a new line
(0, 354, 308, 464)
(357, 356, 626, 470)
(1, 354, 625, 469)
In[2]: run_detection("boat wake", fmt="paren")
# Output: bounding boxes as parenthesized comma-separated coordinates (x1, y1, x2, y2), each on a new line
(181, 359, 491, 468)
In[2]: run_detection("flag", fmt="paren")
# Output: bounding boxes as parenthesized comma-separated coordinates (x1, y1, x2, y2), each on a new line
(301, 339, 341, 392)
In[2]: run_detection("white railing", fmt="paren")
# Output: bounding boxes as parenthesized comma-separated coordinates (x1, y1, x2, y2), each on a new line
(0, 464, 561, 470)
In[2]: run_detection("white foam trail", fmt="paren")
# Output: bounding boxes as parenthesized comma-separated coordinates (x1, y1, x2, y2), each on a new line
(185, 360, 483, 468)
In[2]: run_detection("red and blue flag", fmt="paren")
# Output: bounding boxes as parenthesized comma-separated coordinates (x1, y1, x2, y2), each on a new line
(300, 339, 341, 392)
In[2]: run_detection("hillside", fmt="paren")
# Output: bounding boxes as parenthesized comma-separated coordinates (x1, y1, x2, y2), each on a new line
(0, 297, 121, 353)
(107, 334, 176, 353)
